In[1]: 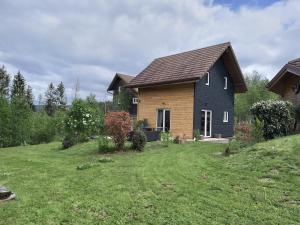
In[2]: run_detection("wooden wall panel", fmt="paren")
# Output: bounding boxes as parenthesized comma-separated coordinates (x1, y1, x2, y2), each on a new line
(137, 83, 194, 138)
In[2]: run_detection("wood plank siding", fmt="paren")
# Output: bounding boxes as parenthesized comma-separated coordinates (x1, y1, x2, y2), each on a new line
(137, 83, 194, 138)
(281, 75, 300, 105)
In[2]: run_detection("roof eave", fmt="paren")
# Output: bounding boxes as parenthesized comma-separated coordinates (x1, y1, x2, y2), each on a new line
(125, 77, 199, 88)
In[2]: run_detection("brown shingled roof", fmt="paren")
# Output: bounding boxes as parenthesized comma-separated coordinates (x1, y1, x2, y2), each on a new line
(127, 42, 247, 93)
(267, 58, 300, 94)
(107, 73, 135, 91)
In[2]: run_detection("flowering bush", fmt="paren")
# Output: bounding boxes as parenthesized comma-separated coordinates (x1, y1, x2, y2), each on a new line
(63, 99, 99, 147)
(105, 111, 131, 150)
(250, 100, 294, 139)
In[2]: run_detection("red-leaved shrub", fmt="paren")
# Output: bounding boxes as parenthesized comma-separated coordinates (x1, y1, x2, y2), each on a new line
(105, 111, 131, 150)
(235, 122, 252, 142)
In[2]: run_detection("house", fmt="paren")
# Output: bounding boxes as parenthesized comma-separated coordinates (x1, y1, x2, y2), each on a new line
(108, 42, 247, 139)
(107, 73, 138, 118)
(267, 58, 300, 105)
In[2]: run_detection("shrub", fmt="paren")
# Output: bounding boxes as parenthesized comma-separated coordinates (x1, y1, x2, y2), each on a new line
(131, 130, 147, 151)
(250, 100, 294, 139)
(105, 111, 131, 151)
(62, 135, 75, 149)
(64, 99, 99, 146)
(251, 119, 264, 143)
(193, 129, 201, 140)
(98, 136, 110, 153)
(235, 122, 252, 142)
(29, 112, 56, 144)
(173, 135, 180, 144)
(160, 132, 171, 147)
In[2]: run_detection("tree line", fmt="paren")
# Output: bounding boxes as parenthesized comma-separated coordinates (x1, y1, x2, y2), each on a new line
(0, 66, 68, 147)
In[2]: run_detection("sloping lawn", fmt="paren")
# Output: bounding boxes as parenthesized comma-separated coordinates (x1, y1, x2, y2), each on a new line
(0, 136, 299, 225)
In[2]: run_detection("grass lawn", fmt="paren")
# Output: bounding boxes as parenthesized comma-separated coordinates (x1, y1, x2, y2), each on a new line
(0, 136, 299, 225)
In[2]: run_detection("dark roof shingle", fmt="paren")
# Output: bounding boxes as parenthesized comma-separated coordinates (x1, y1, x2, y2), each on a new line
(127, 42, 246, 92)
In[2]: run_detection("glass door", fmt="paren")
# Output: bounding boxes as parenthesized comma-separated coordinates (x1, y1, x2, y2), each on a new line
(200, 110, 212, 137)
(157, 109, 170, 132)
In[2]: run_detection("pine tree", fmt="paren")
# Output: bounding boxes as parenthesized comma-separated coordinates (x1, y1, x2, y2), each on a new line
(56, 81, 66, 110)
(0, 66, 10, 98)
(0, 96, 12, 147)
(45, 82, 58, 116)
(11, 71, 26, 99)
(26, 85, 34, 110)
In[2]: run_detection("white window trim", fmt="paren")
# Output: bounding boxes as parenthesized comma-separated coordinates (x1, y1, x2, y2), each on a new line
(224, 76, 228, 90)
(223, 111, 229, 123)
(156, 109, 170, 132)
(132, 98, 138, 104)
(118, 86, 122, 93)
(205, 72, 210, 86)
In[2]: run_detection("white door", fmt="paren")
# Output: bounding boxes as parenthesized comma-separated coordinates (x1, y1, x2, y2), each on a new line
(201, 110, 212, 137)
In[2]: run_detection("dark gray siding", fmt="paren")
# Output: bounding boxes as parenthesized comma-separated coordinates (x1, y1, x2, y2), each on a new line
(111, 78, 137, 116)
(193, 57, 234, 137)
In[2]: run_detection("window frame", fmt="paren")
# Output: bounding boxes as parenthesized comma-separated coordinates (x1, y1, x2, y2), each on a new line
(156, 109, 171, 132)
(132, 98, 138, 104)
(223, 111, 229, 123)
(205, 72, 210, 86)
(224, 76, 228, 90)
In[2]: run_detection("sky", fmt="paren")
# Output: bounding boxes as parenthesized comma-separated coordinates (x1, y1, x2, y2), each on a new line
(0, 0, 299, 103)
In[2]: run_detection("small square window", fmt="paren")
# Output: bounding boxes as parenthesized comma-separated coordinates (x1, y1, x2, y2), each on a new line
(132, 98, 138, 104)
(224, 77, 228, 89)
(223, 111, 228, 122)
(205, 72, 209, 86)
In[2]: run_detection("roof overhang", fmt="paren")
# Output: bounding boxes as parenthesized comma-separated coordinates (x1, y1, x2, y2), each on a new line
(267, 64, 300, 94)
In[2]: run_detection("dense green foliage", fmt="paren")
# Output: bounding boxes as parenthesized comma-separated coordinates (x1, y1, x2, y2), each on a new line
(0, 97, 12, 147)
(29, 111, 57, 144)
(0, 136, 299, 224)
(131, 130, 147, 151)
(250, 100, 294, 139)
(0, 66, 10, 97)
(64, 99, 100, 147)
(235, 71, 278, 121)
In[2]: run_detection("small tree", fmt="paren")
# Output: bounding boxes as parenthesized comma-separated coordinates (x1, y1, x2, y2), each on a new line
(26, 85, 34, 110)
(11, 71, 26, 99)
(56, 81, 67, 110)
(250, 100, 293, 139)
(0, 66, 10, 98)
(105, 111, 131, 150)
(10, 96, 32, 146)
(45, 82, 58, 116)
(0, 96, 12, 147)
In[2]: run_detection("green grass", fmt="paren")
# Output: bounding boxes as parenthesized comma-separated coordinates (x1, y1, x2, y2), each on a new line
(0, 136, 299, 225)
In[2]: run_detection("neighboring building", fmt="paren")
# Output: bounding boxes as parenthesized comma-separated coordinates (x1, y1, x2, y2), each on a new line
(123, 42, 247, 139)
(107, 73, 138, 118)
(267, 58, 300, 105)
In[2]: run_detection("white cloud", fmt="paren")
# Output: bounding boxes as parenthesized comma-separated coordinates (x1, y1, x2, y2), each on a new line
(0, 0, 299, 103)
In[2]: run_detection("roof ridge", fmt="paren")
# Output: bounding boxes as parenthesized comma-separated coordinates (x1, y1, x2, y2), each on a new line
(288, 58, 300, 64)
(155, 42, 231, 60)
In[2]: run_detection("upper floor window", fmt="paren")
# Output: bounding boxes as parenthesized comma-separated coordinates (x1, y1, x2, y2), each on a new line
(224, 77, 228, 89)
(118, 86, 122, 93)
(223, 111, 228, 122)
(205, 72, 210, 86)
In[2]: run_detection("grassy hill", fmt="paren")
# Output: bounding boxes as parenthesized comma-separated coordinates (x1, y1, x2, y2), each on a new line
(0, 135, 299, 224)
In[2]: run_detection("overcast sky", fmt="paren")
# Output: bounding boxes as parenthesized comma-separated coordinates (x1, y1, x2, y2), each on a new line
(0, 0, 299, 103)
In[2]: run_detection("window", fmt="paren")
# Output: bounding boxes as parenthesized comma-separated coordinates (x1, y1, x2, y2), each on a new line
(118, 86, 122, 93)
(224, 77, 227, 89)
(132, 98, 138, 104)
(157, 109, 170, 132)
(205, 72, 210, 86)
(223, 111, 228, 122)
